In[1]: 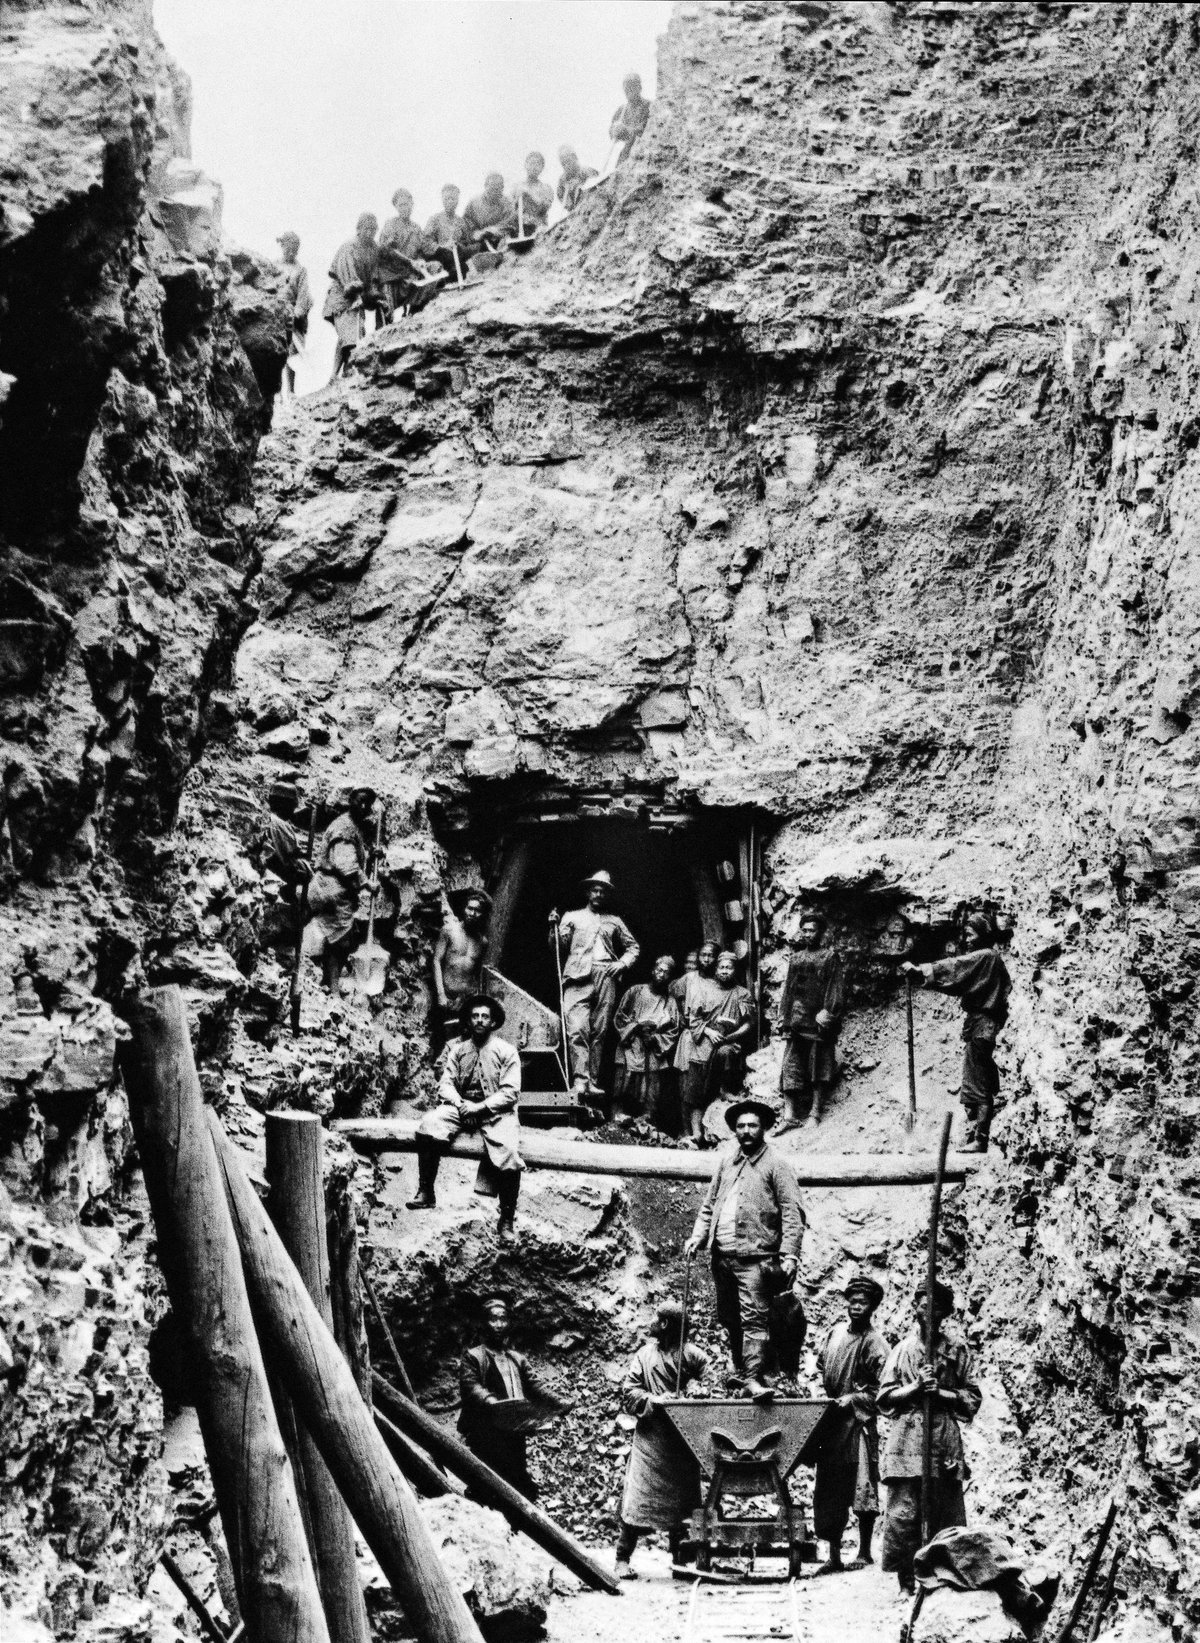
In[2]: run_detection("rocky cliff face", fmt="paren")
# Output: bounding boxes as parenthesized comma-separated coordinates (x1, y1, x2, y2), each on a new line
(0, 2, 287, 1635)
(6, 1, 1200, 1639)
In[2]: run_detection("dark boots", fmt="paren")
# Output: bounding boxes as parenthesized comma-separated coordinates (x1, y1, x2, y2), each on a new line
(497, 1170, 520, 1243)
(406, 1147, 441, 1209)
(742, 1330, 774, 1402)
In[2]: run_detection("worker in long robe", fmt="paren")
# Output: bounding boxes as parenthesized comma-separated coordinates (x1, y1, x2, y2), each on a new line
(256, 781, 311, 948)
(407, 995, 524, 1241)
(778, 911, 846, 1131)
(425, 183, 470, 280)
(302, 787, 378, 993)
(508, 151, 553, 235)
(685, 1100, 804, 1401)
(276, 231, 312, 395)
(556, 146, 598, 212)
(878, 1279, 982, 1593)
(813, 1276, 889, 1574)
(609, 73, 651, 162)
(902, 913, 1011, 1151)
(377, 189, 440, 318)
(671, 941, 726, 1143)
(324, 213, 380, 381)
(458, 1295, 571, 1500)
(709, 950, 755, 1100)
(614, 1303, 707, 1579)
(613, 955, 682, 1131)
(549, 871, 639, 1097)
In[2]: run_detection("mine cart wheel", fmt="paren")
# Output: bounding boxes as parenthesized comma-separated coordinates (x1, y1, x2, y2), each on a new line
(788, 1544, 804, 1580)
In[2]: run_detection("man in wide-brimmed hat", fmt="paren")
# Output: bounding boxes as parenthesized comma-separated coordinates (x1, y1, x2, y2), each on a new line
(431, 887, 492, 1051)
(549, 869, 640, 1099)
(813, 1275, 890, 1575)
(877, 1278, 982, 1592)
(407, 994, 524, 1242)
(684, 1098, 805, 1401)
(902, 911, 1011, 1151)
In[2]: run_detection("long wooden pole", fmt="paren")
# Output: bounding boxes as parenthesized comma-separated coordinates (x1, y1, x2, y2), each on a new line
(209, 1114, 485, 1643)
(904, 974, 917, 1131)
(336, 1119, 980, 1186)
(920, 1113, 953, 1545)
(375, 1409, 452, 1498)
(371, 1373, 620, 1597)
(362, 1266, 419, 1401)
(1052, 1500, 1118, 1643)
(266, 1114, 372, 1643)
(1084, 1541, 1125, 1643)
(119, 988, 330, 1643)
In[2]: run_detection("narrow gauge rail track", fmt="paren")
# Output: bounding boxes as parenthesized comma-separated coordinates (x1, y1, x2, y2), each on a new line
(680, 1576, 803, 1643)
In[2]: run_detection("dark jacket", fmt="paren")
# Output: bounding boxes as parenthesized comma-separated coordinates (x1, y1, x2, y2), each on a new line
(457, 1344, 564, 1441)
(925, 949, 1011, 1041)
(780, 947, 846, 1040)
(691, 1141, 806, 1259)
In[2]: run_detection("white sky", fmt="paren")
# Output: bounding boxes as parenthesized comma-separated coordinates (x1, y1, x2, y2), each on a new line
(153, 0, 674, 390)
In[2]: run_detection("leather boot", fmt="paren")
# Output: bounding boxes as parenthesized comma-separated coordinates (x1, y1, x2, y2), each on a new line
(742, 1331, 774, 1402)
(406, 1149, 440, 1209)
(496, 1170, 520, 1243)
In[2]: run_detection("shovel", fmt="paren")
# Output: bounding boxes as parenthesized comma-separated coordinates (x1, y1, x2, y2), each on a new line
(450, 244, 483, 290)
(675, 1251, 694, 1393)
(349, 806, 388, 998)
(581, 141, 619, 193)
(507, 195, 537, 255)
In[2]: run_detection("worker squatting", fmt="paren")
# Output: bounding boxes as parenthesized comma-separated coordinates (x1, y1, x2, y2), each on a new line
(274, 74, 652, 390)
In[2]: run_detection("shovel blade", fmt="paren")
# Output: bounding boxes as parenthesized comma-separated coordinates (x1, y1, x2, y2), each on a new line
(350, 940, 389, 997)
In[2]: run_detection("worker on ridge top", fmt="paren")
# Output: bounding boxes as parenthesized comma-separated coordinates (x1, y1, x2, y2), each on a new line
(610, 71, 651, 163)
(463, 171, 511, 251)
(377, 188, 440, 317)
(557, 145, 598, 212)
(324, 212, 381, 381)
(549, 870, 639, 1099)
(276, 231, 311, 397)
(509, 151, 553, 233)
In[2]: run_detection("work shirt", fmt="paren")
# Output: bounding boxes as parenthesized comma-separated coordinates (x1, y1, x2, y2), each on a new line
(610, 97, 651, 145)
(557, 907, 639, 984)
(511, 178, 553, 228)
(425, 209, 469, 249)
(282, 262, 312, 320)
(458, 1344, 564, 1436)
(780, 947, 846, 1040)
(438, 1034, 520, 1116)
(715, 1183, 740, 1248)
(463, 192, 510, 235)
(877, 1326, 982, 1480)
(691, 1141, 805, 1260)
(324, 239, 379, 317)
(817, 1320, 889, 1471)
(672, 971, 727, 1068)
(557, 166, 598, 210)
(613, 984, 681, 1073)
(924, 949, 1011, 1042)
(378, 217, 435, 277)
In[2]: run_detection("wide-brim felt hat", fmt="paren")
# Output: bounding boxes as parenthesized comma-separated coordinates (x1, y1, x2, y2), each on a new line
(724, 1098, 777, 1132)
(580, 869, 615, 890)
(459, 993, 505, 1028)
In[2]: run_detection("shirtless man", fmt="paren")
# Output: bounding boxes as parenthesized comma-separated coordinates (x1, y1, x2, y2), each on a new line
(431, 890, 491, 1050)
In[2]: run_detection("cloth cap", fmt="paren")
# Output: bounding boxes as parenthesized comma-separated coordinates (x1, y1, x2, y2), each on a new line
(277, 230, 300, 250)
(349, 785, 377, 803)
(355, 212, 378, 234)
(479, 1289, 513, 1314)
(716, 950, 738, 965)
(459, 993, 505, 1029)
(916, 1277, 955, 1312)
(580, 869, 615, 891)
(964, 911, 995, 942)
(724, 1098, 776, 1132)
(844, 1276, 885, 1309)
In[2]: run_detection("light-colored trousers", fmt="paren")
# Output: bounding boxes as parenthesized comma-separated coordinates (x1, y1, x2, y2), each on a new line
(562, 971, 620, 1088)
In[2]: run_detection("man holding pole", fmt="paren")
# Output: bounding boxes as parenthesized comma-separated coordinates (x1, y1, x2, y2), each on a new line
(684, 1098, 805, 1402)
(877, 1279, 981, 1593)
(613, 1302, 708, 1580)
(549, 871, 639, 1099)
(901, 912, 1011, 1151)
(406, 996, 523, 1243)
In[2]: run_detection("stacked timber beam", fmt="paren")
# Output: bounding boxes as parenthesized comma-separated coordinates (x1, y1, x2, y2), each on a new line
(335, 1118, 982, 1186)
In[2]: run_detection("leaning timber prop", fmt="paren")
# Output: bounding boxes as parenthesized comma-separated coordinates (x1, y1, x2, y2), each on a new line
(290, 795, 318, 1036)
(904, 972, 918, 1132)
(266, 1114, 371, 1643)
(920, 1113, 954, 1544)
(209, 1113, 486, 1643)
(120, 988, 331, 1643)
(375, 1408, 453, 1499)
(362, 1265, 420, 1401)
(1085, 1540, 1125, 1643)
(1051, 1499, 1119, 1643)
(336, 1119, 982, 1187)
(156, 1549, 243, 1643)
(371, 1372, 621, 1596)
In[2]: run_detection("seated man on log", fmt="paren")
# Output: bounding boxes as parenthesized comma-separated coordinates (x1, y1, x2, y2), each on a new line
(878, 1278, 982, 1594)
(778, 910, 846, 1133)
(324, 212, 381, 381)
(671, 940, 726, 1144)
(549, 870, 639, 1100)
(556, 145, 598, 212)
(430, 888, 491, 1052)
(901, 911, 1011, 1152)
(612, 953, 681, 1131)
(609, 72, 651, 163)
(812, 1276, 890, 1576)
(684, 1098, 805, 1402)
(407, 994, 524, 1243)
(614, 1301, 707, 1580)
(508, 151, 553, 236)
(458, 1294, 572, 1501)
(302, 786, 379, 994)
(377, 189, 441, 317)
(425, 183, 469, 279)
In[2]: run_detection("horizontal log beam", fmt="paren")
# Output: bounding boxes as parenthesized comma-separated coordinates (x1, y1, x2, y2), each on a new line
(334, 1120, 980, 1187)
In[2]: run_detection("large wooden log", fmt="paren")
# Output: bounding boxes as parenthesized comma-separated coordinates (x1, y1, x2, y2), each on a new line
(335, 1119, 980, 1186)
(371, 1374, 621, 1597)
(208, 1113, 485, 1643)
(266, 1114, 372, 1643)
(119, 988, 330, 1643)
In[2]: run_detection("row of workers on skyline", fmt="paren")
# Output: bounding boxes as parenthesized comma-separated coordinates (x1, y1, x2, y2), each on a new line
(275, 74, 652, 389)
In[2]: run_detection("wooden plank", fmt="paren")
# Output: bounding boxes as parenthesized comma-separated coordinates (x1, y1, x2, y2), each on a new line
(119, 988, 330, 1643)
(689, 858, 725, 945)
(209, 1114, 486, 1643)
(485, 836, 533, 969)
(266, 1114, 372, 1643)
(334, 1119, 979, 1186)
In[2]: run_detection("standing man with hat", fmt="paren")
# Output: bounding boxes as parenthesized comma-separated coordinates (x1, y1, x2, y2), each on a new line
(459, 1294, 572, 1500)
(407, 994, 524, 1243)
(877, 1278, 981, 1593)
(812, 1276, 890, 1575)
(684, 1098, 805, 1401)
(549, 870, 640, 1099)
(276, 231, 312, 397)
(901, 912, 1011, 1151)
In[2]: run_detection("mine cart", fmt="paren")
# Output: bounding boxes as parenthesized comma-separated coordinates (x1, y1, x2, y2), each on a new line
(660, 1398, 833, 1578)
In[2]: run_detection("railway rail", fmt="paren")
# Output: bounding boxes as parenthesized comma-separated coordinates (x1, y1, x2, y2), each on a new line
(680, 1576, 803, 1643)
